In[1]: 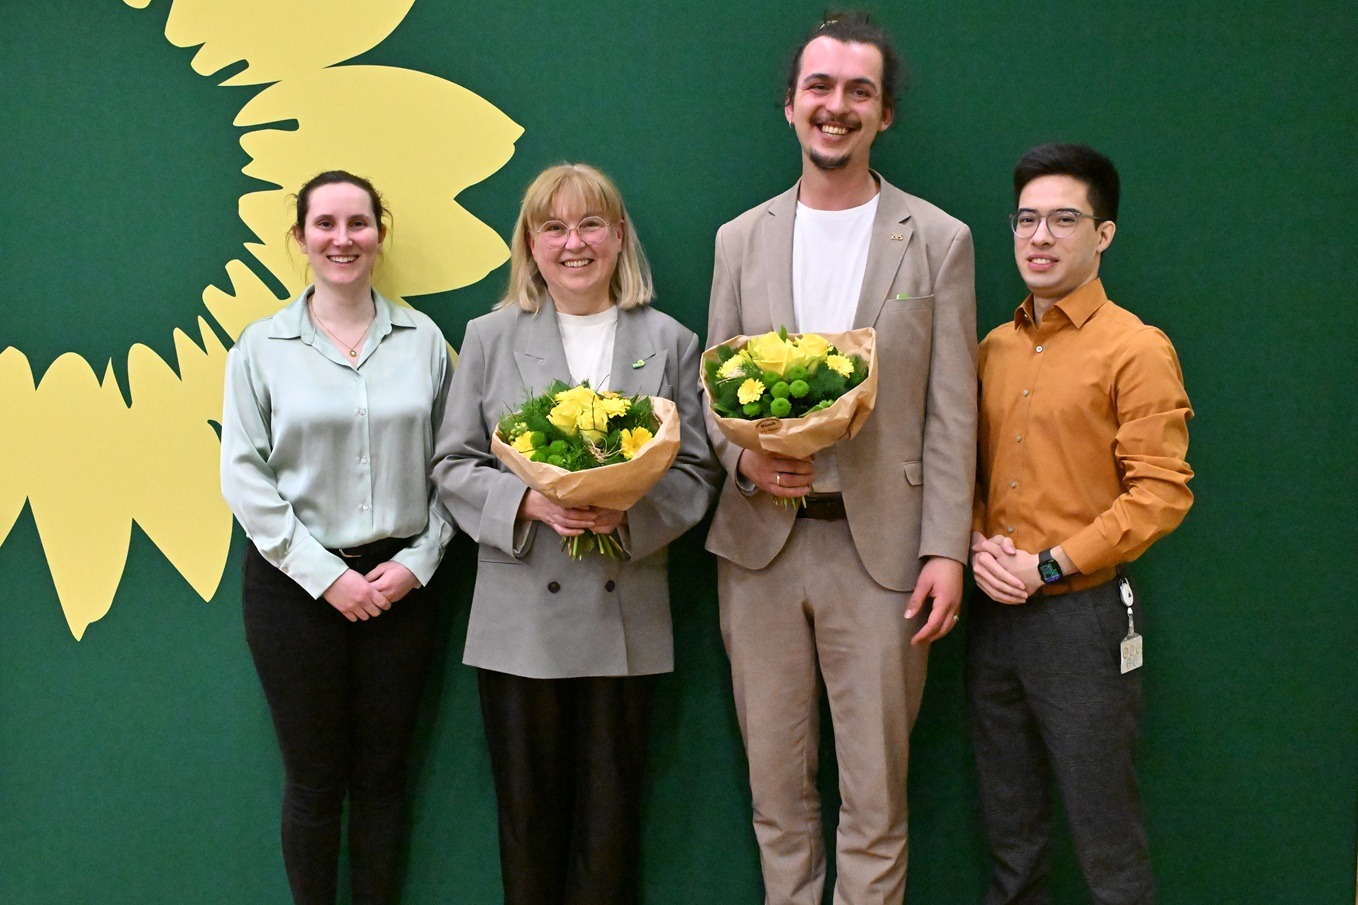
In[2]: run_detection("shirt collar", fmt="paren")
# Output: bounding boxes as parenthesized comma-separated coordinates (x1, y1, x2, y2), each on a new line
(268, 287, 413, 341)
(1011, 278, 1109, 330)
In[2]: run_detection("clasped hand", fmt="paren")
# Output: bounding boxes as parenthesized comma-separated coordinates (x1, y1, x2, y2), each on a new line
(519, 489, 627, 538)
(322, 560, 421, 622)
(969, 532, 1042, 604)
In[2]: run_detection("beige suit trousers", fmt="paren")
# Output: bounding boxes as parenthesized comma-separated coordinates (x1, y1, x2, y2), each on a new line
(719, 518, 929, 905)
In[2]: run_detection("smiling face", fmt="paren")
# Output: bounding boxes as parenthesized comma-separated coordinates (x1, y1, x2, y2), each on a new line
(528, 190, 623, 315)
(1014, 174, 1116, 309)
(785, 36, 892, 173)
(293, 181, 384, 291)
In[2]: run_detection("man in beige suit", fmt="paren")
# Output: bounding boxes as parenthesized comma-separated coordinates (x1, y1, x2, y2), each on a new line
(704, 12, 976, 905)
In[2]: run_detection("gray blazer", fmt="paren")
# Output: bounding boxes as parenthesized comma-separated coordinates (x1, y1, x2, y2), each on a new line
(704, 177, 978, 591)
(433, 302, 720, 679)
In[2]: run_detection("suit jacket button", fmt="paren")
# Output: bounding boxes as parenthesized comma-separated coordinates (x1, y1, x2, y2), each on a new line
(547, 581, 561, 593)
(604, 579, 616, 592)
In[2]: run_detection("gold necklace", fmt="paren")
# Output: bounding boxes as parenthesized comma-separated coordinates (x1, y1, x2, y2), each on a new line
(309, 299, 375, 359)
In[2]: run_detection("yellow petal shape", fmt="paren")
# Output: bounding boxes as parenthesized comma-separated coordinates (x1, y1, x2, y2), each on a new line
(123, 323, 233, 602)
(234, 65, 522, 302)
(143, 0, 417, 86)
(0, 349, 37, 546)
(21, 354, 137, 640)
(202, 257, 293, 344)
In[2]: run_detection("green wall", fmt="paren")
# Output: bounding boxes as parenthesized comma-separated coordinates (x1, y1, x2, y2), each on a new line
(3, 1, 1355, 902)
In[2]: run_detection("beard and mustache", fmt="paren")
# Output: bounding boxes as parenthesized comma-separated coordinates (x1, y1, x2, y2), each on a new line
(804, 114, 861, 171)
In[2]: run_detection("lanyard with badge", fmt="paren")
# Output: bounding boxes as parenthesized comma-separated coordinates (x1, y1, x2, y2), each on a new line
(1119, 577, 1143, 673)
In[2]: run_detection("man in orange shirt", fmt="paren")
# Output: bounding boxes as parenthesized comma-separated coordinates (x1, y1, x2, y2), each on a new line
(969, 143, 1193, 905)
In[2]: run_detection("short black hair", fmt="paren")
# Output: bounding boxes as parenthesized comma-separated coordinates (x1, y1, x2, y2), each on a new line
(784, 10, 906, 116)
(1013, 143, 1120, 222)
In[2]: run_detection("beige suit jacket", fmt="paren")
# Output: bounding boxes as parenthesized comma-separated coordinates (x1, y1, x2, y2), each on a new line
(704, 177, 977, 592)
(434, 303, 720, 678)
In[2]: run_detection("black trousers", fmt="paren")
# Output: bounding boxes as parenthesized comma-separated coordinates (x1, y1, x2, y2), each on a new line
(477, 668, 655, 905)
(966, 581, 1154, 905)
(243, 543, 438, 905)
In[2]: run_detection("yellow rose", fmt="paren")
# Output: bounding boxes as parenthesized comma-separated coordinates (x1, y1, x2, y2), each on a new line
(576, 402, 611, 441)
(794, 333, 831, 361)
(511, 432, 537, 454)
(737, 378, 765, 405)
(554, 385, 598, 408)
(826, 354, 853, 377)
(744, 332, 797, 376)
(619, 426, 654, 460)
(548, 398, 582, 435)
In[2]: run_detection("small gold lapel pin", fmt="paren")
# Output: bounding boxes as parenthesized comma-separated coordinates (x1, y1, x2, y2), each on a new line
(632, 359, 646, 369)
(890, 233, 904, 241)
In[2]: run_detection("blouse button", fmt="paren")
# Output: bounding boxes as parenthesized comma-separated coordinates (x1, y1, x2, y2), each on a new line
(547, 581, 561, 594)
(605, 580, 616, 592)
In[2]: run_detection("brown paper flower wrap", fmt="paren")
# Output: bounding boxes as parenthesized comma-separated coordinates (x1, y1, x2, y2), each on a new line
(491, 394, 680, 556)
(702, 327, 878, 460)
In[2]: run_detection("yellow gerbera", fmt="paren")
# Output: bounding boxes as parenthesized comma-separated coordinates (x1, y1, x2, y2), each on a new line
(619, 426, 653, 460)
(716, 355, 745, 379)
(595, 395, 630, 418)
(826, 354, 854, 377)
(511, 432, 537, 455)
(737, 378, 765, 405)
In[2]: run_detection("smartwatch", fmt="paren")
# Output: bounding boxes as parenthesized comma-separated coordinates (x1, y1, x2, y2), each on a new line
(1037, 549, 1064, 584)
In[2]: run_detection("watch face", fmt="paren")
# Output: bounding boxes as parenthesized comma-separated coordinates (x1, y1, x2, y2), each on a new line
(1038, 558, 1063, 584)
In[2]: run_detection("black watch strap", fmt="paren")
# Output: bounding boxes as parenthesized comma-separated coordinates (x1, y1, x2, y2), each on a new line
(1037, 548, 1064, 584)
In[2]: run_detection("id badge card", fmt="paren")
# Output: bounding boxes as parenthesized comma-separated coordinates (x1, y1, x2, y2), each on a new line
(1118, 577, 1143, 674)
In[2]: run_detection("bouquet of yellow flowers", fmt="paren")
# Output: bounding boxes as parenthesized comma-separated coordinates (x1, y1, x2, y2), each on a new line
(703, 326, 878, 461)
(491, 381, 680, 558)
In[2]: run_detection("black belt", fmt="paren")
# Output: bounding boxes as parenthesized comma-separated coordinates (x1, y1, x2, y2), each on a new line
(328, 535, 411, 560)
(796, 494, 847, 521)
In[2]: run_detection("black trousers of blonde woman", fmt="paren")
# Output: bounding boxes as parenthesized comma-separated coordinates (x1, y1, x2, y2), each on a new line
(243, 543, 438, 905)
(477, 669, 655, 905)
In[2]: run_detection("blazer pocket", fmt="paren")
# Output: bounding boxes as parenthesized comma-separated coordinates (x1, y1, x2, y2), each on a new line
(884, 293, 934, 313)
(479, 544, 522, 565)
(904, 460, 923, 486)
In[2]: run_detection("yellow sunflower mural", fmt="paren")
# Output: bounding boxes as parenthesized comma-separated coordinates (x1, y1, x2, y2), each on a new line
(0, 0, 521, 640)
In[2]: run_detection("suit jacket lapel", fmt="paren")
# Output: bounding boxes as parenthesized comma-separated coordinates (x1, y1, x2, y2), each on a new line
(762, 185, 799, 332)
(513, 305, 572, 393)
(854, 180, 914, 329)
(607, 307, 665, 396)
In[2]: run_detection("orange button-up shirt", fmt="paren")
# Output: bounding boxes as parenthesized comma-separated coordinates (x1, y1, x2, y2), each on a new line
(974, 279, 1193, 594)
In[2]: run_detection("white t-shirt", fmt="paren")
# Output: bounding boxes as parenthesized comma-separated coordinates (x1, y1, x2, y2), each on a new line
(557, 305, 619, 391)
(792, 195, 878, 334)
(791, 195, 878, 493)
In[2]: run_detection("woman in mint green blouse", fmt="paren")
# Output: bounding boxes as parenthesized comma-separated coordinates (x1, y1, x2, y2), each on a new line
(220, 170, 453, 905)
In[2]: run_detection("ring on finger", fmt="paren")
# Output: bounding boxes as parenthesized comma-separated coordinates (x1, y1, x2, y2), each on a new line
(775, 472, 781, 486)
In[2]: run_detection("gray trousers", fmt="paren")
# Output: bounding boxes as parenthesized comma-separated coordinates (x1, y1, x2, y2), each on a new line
(965, 579, 1155, 905)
